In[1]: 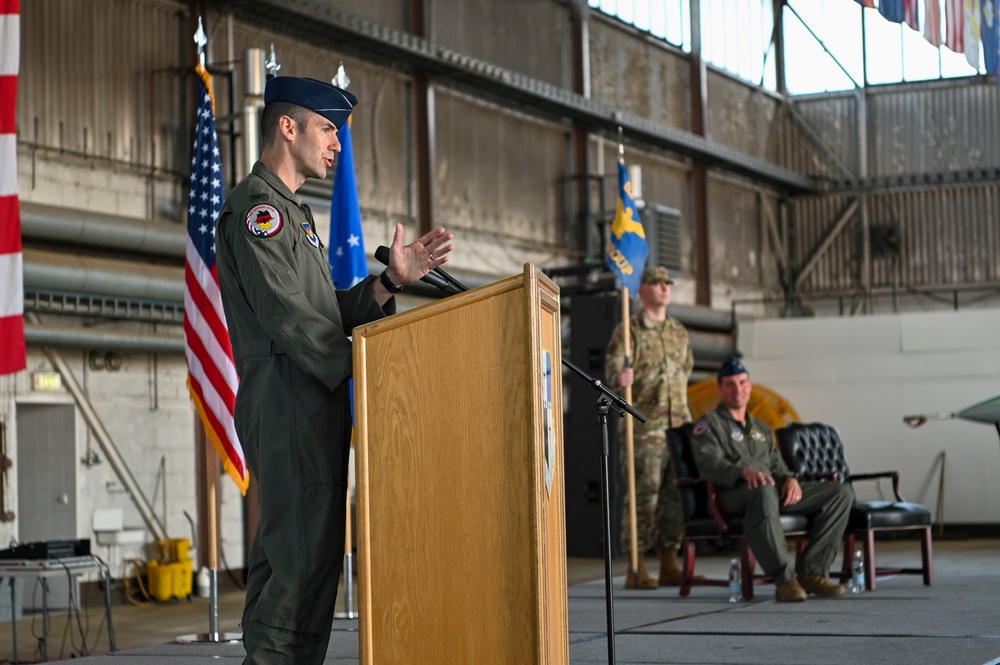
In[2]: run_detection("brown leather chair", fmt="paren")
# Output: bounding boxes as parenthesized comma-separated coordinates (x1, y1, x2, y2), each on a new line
(667, 423, 808, 600)
(776, 422, 933, 591)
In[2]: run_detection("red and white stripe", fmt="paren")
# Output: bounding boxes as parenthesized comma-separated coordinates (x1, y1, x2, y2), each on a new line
(183, 242, 243, 491)
(925, 0, 943, 46)
(904, 0, 921, 31)
(946, 0, 967, 52)
(0, 0, 25, 376)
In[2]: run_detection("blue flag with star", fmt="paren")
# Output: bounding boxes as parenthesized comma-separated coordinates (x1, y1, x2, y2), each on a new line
(329, 121, 367, 287)
(605, 155, 648, 294)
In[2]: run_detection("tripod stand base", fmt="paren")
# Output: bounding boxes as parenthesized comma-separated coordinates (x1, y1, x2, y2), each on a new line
(176, 631, 243, 644)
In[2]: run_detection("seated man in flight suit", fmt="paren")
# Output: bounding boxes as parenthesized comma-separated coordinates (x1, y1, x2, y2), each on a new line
(691, 356, 852, 602)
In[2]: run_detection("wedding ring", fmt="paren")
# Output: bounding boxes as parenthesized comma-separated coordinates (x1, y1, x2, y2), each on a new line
(429, 252, 435, 260)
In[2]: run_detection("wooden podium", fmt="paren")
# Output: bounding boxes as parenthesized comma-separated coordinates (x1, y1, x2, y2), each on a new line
(352, 264, 569, 665)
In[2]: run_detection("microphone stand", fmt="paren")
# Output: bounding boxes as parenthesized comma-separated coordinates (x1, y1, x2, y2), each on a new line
(409, 264, 646, 665)
(562, 358, 646, 665)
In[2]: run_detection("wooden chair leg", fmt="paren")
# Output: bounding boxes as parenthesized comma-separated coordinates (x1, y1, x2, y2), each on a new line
(739, 539, 755, 601)
(680, 539, 695, 597)
(863, 530, 876, 591)
(920, 527, 934, 586)
(841, 533, 856, 582)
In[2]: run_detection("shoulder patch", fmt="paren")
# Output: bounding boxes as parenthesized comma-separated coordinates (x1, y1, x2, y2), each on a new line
(693, 418, 709, 436)
(246, 204, 283, 238)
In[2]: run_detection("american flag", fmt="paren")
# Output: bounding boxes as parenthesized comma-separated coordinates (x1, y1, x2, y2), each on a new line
(0, 0, 25, 376)
(925, 0, 943, 46)
(184, 65, 247, 494)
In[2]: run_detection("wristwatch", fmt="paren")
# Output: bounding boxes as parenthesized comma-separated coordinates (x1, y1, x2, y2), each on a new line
(379, 270, 403, 294)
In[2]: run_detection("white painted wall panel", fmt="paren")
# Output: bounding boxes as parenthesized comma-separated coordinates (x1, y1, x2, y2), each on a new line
(740, 309, 1000, 525)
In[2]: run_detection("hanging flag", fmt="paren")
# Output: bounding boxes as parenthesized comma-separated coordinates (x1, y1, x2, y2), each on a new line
(984, 0, 1000, 76)
(605, 151, 648, 295)
(329, 120, 366, 288)
(855, 0, 876, 8)
(880, 0, 906, 23)
(0, 0, 25, 376)
(946, 0, 966, 53)
(964, 0, 983, 68)
(926, 0, 944, 46)
(184, 64, 247, 495)
(904, 0, 921, 30)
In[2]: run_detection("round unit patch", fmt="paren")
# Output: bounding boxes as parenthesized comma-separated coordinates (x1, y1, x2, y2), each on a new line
(246, 204, 283, 238)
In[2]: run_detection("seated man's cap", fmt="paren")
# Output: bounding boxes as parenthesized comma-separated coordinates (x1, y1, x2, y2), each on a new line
(641, 266, 674, 285)
(717, 355, 748, 380)
(264, 75, 358, 130)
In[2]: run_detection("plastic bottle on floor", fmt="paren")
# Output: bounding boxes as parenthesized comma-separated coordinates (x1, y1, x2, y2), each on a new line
(847, 549, 865, 594)
(728, 558, 742, 603)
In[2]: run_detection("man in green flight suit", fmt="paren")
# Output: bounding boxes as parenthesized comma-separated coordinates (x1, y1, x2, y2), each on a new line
(216, 75, 454, 664)
(605, 266, 693, 589)
(691, 356, 852, 602)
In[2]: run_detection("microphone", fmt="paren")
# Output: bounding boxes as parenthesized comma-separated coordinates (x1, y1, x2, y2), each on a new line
(374, 245, 454, 293)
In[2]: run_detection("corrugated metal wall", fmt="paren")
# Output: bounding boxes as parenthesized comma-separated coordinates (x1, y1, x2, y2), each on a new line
(588, 18, 691, 131)
(18, 0, 1000, 298)
(433, 0, 568, 88)
(788, 79, 1000, 295)
(435, 89, 566, 251)
(19, 0, 188, 195)
(867, 80, 1000, 175)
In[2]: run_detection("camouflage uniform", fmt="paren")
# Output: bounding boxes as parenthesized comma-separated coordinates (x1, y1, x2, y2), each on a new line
(606, 309, 694, 554)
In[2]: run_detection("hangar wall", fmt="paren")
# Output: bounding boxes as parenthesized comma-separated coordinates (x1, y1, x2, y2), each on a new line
(740, 309, 1000, 526)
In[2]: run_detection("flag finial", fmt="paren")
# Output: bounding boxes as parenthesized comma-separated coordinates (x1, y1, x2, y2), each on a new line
(265, 43, 281, 77)
(194, 16, 207, 68)
(617, 126, 624, 158)
(334, 61, 351, 89)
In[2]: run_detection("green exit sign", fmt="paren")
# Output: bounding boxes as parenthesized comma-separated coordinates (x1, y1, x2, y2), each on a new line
(32, 372, 62, 392)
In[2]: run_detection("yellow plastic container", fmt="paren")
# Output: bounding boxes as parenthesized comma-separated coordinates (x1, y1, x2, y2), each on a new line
(147, 538, 194, 601)
(147, 560, 172, 602)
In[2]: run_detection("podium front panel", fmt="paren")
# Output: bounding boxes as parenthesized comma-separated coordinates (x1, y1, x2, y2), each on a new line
(353, 265, 568, 665)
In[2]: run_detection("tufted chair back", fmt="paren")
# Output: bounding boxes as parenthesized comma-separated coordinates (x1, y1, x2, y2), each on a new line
(776, 422, 852, 486)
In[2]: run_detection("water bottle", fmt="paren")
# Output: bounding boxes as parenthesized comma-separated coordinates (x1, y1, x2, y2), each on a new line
(847, 549, 865, 594)
(728, 558, 742, 603)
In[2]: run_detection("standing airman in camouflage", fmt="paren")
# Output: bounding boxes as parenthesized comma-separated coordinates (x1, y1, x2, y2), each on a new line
(606, 266, 694, 589)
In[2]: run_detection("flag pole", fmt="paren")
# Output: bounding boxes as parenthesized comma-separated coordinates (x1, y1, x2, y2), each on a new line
(177, 17, 242, 645)
(621, 287, 641, 581)
(330, 60, 359, 621)
(335, 466, 357, 619)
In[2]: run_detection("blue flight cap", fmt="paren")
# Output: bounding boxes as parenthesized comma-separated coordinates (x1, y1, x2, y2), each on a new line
(717, 355, 748, 380)
(264, 75, 358, 130)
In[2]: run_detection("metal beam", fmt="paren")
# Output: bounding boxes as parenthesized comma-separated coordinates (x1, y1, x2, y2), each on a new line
(219, 0, 817, 194)
(794, 198, 859, 290)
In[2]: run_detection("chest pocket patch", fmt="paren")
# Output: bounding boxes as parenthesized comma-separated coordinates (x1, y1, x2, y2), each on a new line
(246, 204, 283, 238)
(301, 222, 321, 248)
(730, 427, 744, 442)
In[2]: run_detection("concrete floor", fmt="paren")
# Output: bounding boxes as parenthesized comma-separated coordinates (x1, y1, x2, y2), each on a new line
(1, 538, 997, 664)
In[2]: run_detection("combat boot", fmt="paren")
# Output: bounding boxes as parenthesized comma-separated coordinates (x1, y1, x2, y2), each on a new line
(798, 573, 846, 598)
(624, 561, 658, 590)
(775, 577, 808, 602)
(657, 548, 684, 586)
